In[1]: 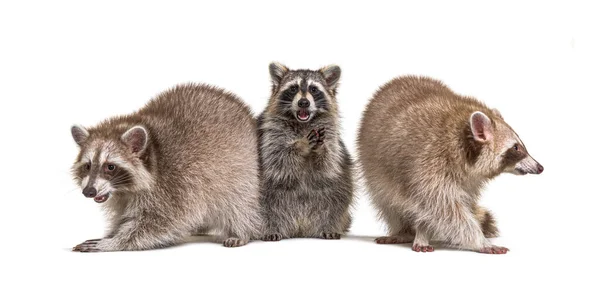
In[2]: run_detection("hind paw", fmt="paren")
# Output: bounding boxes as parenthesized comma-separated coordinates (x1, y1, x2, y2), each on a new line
(223, 237, 248, 248)
(320, 232, 341, 239)
(479, 245, 509, 254)
(412, 244, 434, 253)
(263, 233, 283, 241)
(375, 235, 414, 244)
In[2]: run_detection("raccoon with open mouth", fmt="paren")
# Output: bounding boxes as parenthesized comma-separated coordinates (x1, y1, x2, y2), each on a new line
(358, 76, 543, 254)
(258, 63, 354, 241)
(70, 84, 263, 252)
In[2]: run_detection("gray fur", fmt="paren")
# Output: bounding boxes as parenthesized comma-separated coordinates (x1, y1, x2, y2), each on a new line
(258, 63, 354, 240)
(71, 84, 262, 252)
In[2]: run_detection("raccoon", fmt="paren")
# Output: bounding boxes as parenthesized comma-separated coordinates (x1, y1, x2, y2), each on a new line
(70, 84, 262, 252)
(357, 76, 543, 253)
(258, 63, 354, 241)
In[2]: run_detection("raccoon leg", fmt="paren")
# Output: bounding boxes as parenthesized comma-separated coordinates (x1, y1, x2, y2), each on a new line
(262, 211, 286, 241)
(411, 229, 434, 252)
(261, 189, 292, 241)
(316, 188, 352, 240)
(73, 215, 183, 252)
(221, 204, 263, 247)
(434, 202, 508, 254)
(474, 206, 499, 238)
(104, 194, 129, 238)
(263, 214, 287, 241)
(375, 210, 414, 244)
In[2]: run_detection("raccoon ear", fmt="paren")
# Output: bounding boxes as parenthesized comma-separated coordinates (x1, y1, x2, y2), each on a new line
(71, 125, 89, 146)
(470, 111, 493, 142)
(319, 65, 341, 88)
(491, 108, 503, 120)
(269, 62, 288, 85)
(121, 126, 148, 155)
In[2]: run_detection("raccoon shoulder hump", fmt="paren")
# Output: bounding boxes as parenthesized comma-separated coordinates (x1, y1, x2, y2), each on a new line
(379, 75, 451, 96)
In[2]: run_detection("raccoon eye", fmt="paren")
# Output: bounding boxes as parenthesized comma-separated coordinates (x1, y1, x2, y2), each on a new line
(309, 86, 319, 94)
(513, 144, 519, 151)
(84, 163, 91, 171)
(107, 164, 116, 171)
(289, 86, 298, 93)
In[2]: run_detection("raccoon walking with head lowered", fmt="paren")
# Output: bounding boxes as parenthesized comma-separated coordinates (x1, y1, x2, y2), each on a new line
(357, 76, 543, 253)
(71, 84, 262, 251)
(258, 63, 354, 241)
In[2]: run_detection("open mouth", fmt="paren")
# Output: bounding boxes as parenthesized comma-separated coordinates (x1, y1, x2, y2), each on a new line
(93, 193, 110, 203)
(514, 168, 527, 175)
(296, 109, 311, 122)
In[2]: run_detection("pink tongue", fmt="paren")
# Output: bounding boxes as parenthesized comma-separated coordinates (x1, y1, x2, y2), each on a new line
(299, 110, 308, 118)
(94, 195, 108, 203)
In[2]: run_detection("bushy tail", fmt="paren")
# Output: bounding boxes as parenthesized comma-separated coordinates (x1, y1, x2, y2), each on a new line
(475, 206, 499, 238)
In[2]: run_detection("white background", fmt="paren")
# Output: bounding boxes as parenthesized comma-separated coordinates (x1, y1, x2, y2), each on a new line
(1, 0, 598, 287)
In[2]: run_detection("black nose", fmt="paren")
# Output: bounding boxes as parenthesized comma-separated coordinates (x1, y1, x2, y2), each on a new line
(537, 164, 544, 174)
(298, 98, 310, 108)
(82, 187, 97, 198)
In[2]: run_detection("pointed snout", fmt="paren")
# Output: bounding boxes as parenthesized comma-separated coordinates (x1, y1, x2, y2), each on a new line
(82, 187, 97, 198)
(514, 155, 544, 175)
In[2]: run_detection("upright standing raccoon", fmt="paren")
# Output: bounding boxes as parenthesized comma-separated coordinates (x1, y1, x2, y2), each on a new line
(70, 84, 263, 252)
(258, 63, 354, 241)
(357, 76, 543, 254)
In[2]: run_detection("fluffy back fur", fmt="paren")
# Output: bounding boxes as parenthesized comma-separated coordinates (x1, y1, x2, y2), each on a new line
(258, 63, 354, 240)
(357, 76, 542, 253)
(71, 84, 263, 251)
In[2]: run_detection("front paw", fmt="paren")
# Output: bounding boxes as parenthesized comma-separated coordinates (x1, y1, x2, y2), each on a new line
(412, 244, 434, 252)
(307, 128, 326, 149)
(263, 233, 283, 241)
(72, 239, 104, 252)
(223, 237, 248, 248)
(479, 245, 509, 254)
(320, 232, 341, 239)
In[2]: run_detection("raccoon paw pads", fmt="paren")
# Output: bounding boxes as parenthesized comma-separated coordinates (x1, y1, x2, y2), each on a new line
(307, 128, 326, 148)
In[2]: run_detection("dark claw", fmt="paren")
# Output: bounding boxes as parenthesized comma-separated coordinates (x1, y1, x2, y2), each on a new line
(307, 128, 326, 149)
(263, 234, 282, 241)
(73, 238, 103, 252)
(321, 232, 341, 239)
(223, 238, 243, 247)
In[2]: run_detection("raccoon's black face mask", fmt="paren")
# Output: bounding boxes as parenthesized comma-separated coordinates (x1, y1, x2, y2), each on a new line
(268, 62, 341, 123)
